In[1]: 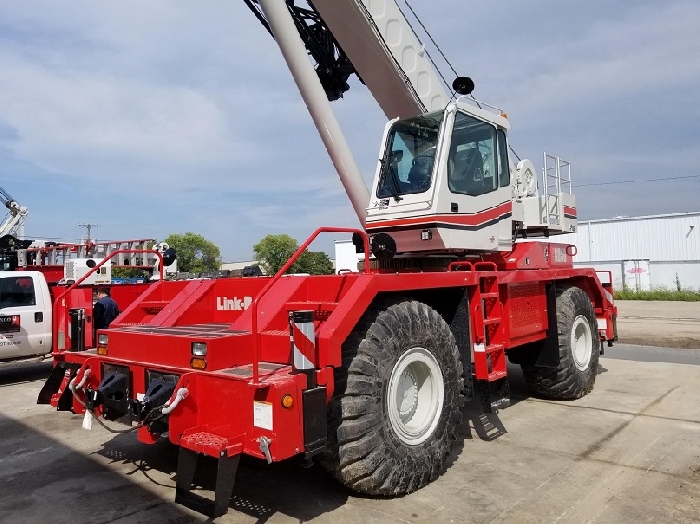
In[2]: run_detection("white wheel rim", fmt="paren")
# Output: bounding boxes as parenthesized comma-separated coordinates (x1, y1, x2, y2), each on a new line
(571, 315, 593, 371)
(387, 346, 444, 445)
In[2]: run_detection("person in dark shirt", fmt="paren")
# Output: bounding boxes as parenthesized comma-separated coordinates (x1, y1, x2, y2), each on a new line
(93, 288, 119, 330)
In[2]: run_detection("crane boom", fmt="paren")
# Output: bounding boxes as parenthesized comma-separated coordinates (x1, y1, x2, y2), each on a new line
(245, 0, 454, 226)
(310, 0, 450, 119)
(0, 187, 28, 239)
(257, 0, 370, 226)
(245, 0, 451, 119)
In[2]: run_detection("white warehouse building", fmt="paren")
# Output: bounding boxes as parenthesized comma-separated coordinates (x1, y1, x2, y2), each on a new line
(558, 211, 700, 291)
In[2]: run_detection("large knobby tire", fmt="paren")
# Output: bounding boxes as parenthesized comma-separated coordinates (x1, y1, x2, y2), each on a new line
(319, 299, 463, 495)
(521, 285, 600, 400)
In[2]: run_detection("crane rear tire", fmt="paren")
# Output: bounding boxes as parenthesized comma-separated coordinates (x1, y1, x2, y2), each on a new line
(521, 285, 599, 400)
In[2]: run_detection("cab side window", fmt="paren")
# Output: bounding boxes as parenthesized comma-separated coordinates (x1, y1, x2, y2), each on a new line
(0, 277, 37, 308)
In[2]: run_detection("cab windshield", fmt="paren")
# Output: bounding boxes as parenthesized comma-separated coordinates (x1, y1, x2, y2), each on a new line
(376, 111, 443, 199)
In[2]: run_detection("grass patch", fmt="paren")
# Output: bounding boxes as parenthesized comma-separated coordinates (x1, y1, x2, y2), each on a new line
(615, 286, 700, 301)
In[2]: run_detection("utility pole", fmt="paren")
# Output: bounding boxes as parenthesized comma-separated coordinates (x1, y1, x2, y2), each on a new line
(78, 223, 99, 242)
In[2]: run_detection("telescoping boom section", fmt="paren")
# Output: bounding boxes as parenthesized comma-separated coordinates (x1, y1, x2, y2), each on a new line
(58, 228, 617, 517)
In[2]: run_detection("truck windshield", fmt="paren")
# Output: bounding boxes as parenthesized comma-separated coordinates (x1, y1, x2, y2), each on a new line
(377, 111, 443, 199)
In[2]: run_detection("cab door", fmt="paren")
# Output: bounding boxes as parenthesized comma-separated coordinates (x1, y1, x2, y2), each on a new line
(444, 111, 512, 251)
(0, 274, 50, 359)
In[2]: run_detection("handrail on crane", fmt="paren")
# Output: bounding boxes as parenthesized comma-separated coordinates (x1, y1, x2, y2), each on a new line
(51, 249, 164, 352)
(250, 226, 370, 384)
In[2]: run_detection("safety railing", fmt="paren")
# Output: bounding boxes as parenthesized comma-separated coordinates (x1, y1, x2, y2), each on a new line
(595, 270, 615, 303)
(250, 227, 371, 384)
(448, 261, 473, 272)
(27, 239, 156, 267)
(542, 153, 572, 227)
(51, 249, 164, 352)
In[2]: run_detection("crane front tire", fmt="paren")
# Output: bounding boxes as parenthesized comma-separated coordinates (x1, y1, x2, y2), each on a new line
(320, 299, 463, 495)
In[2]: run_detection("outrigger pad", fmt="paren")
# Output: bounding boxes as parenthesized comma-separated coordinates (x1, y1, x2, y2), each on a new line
(175, 448, 240, 518)
(37, 362, 79, 408)
(37, 363, 68, 404)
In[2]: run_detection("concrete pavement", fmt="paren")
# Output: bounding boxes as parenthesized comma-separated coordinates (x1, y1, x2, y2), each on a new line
(0, 356, 698, 523)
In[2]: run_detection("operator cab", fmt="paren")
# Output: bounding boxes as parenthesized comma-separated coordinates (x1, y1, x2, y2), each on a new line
(366, 100, 514, 256)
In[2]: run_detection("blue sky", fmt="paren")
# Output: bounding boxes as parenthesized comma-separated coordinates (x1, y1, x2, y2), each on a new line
(1, 1, 699, 262)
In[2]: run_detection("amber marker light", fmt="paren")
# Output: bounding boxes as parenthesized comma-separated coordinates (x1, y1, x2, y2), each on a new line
(97, 334, 108, 355)
(281, 394, 294, 409)
(190, 357, 207, 370)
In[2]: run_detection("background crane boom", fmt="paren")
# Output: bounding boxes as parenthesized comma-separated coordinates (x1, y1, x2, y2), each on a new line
(0, 186, 28, 239)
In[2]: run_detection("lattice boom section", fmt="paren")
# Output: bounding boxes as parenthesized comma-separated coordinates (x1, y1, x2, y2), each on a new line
(507, 282, 547, 339)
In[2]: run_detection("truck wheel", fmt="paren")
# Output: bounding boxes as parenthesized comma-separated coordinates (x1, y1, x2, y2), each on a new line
(521, 285, 599, 400)
(320, 299, 463, 495)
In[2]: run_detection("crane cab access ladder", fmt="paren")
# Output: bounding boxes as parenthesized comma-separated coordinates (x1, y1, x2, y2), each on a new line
(470, 265, 510, 413)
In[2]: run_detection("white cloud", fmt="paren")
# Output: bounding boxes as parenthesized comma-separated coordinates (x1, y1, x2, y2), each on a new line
(1, 58, 243, 175)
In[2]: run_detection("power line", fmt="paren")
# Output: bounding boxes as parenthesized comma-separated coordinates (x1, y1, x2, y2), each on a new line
(575, 173, 700, 188)
(20, 235, 71, 241)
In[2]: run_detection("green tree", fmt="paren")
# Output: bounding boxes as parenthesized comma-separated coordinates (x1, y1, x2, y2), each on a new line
(253, 234, 335, 275)
(164, 232, 221, 273)
(253, 234, 298, 275)
(111, 267, 150, 279)
(293, 250, 334, 275)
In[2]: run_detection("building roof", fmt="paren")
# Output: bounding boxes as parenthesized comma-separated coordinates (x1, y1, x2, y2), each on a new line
(578, 211, 700, 225)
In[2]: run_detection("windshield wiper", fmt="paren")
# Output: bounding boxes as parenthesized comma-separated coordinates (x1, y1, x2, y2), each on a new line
(378, 156, 403, 202)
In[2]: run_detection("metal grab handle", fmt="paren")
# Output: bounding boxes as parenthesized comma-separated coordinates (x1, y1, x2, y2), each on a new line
(250, 227, 370, 384)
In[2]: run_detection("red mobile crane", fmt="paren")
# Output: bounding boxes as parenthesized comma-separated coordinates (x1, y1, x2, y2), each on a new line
(40, 0, 617, 517)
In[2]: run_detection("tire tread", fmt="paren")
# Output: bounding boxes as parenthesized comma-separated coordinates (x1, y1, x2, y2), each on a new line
(521, 285, 599, 400)
(319, 298, 463, 495)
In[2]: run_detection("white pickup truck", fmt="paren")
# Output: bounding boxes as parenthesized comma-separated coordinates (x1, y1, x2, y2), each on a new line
(0, 271, 53, 366)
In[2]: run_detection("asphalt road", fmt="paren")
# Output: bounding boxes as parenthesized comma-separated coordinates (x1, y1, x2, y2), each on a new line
(604, 343, 700, 366)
